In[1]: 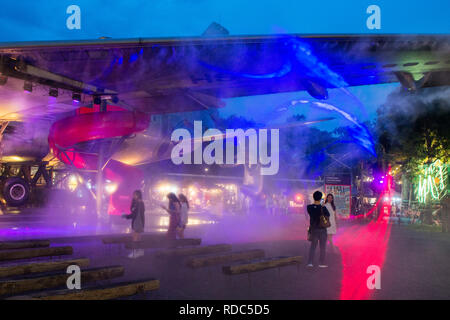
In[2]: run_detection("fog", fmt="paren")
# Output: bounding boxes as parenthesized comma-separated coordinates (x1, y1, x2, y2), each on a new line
(0, 34, 449, 242)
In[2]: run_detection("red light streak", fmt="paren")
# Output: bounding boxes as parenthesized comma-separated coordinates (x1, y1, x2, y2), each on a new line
(334, 166, 393, 300)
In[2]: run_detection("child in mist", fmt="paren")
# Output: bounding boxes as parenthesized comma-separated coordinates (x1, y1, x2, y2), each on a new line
(161, 193, 181, 240)
(324, 193, 338, 252)
(177, 194, 190, 239)
(122, 190, 145, 258)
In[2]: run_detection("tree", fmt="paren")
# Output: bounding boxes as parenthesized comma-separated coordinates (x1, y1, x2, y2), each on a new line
(376, 86, 450, 224)
(376, 87, 450, 178)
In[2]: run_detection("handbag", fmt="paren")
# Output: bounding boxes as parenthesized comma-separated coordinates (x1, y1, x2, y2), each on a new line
(319, 206, 331, 228)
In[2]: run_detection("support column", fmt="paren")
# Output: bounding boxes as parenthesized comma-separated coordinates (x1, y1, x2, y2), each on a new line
(96, 100, 107, 220)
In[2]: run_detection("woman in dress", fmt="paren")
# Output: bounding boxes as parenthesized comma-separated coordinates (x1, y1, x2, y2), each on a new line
(122, 190, 145, 258)
(324, 193, 338, 252)
(177, 194, 189, 239)
(161, 193, 181, 240)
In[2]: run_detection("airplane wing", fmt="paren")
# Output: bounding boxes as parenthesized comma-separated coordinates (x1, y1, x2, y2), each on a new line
(1, 34, 449, 117)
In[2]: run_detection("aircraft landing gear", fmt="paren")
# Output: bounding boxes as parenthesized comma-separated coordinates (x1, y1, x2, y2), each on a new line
(3, 177, 30, 207)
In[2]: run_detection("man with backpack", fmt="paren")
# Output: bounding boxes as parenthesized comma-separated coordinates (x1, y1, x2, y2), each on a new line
(306, 191, 330, 268)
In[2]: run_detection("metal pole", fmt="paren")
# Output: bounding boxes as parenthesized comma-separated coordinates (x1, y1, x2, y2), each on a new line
(350, 168, 353, 215)
(96, 100, 107, 220)
(360, 161, 365, 217)
(96, 144, 105, 219)
(408, 181, 413, 209)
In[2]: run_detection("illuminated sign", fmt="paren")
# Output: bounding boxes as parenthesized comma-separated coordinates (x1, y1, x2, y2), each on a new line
(415, 160, 448, 204)
(325, 184, 351, 218)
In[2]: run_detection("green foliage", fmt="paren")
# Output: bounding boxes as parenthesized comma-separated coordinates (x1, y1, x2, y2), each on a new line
(376, 87, 450, 178)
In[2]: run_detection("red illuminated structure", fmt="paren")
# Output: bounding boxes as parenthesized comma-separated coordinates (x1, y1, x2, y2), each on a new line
(48, 104, 149, 215)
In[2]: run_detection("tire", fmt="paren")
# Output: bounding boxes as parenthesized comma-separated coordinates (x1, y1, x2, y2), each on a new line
(3, 177, 30, 207)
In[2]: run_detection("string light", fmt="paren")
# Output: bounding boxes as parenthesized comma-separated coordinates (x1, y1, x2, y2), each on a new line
(416, 160, 448, 204)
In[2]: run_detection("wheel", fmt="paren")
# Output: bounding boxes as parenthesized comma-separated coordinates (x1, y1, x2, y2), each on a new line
(3, 177, 30, 207)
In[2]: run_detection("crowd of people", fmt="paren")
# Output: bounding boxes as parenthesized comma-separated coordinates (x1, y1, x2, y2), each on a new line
(265, 193, 290, 215)
(160, 192, 190, 240)
(393, 207, 421, 224)
(121, 188, 338, 263)
(121, 186, 448, 264)
(122, 189, 190, 259)
(230, 192, 291, 216)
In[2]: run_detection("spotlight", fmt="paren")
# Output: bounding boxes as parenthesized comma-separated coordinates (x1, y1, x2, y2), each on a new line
(105, 182, 118, 194)
(23, 81, 32, 93)
(0, 75, 7, 86)
(49, 88, 58, 98)
(72, 92, 81, 102)
(68, 175, 78, 192)
(93, 95, 101, 105)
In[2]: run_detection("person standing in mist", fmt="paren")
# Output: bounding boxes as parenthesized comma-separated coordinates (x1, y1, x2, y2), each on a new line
(306, 191, 330, 268)
(324, 193, 338, 252)
(161, 193, 181, 240)
(122, 190, 145, 259)
(177, 194, 190, 239)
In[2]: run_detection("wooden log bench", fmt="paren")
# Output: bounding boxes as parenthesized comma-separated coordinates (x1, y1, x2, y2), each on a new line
(0, 258, 90, 278)
(0, 240, 50, 251)
(0, 265, 124, 297)
(156, 244, 232, 258)
(222, 256, 302, 275)
(102, 234, 168, 255)
(186, 249, 265, 268)
(9, 278, 160, 300)
(0, 246, 73, 262)
(125, 238, 201, 250)
(102, 233, 165, 245)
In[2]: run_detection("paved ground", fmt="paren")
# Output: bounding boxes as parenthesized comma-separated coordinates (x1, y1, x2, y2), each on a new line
(1, 212, 449, 300)
(51, 236, 343, 300)
(376, 226, 450, 299)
